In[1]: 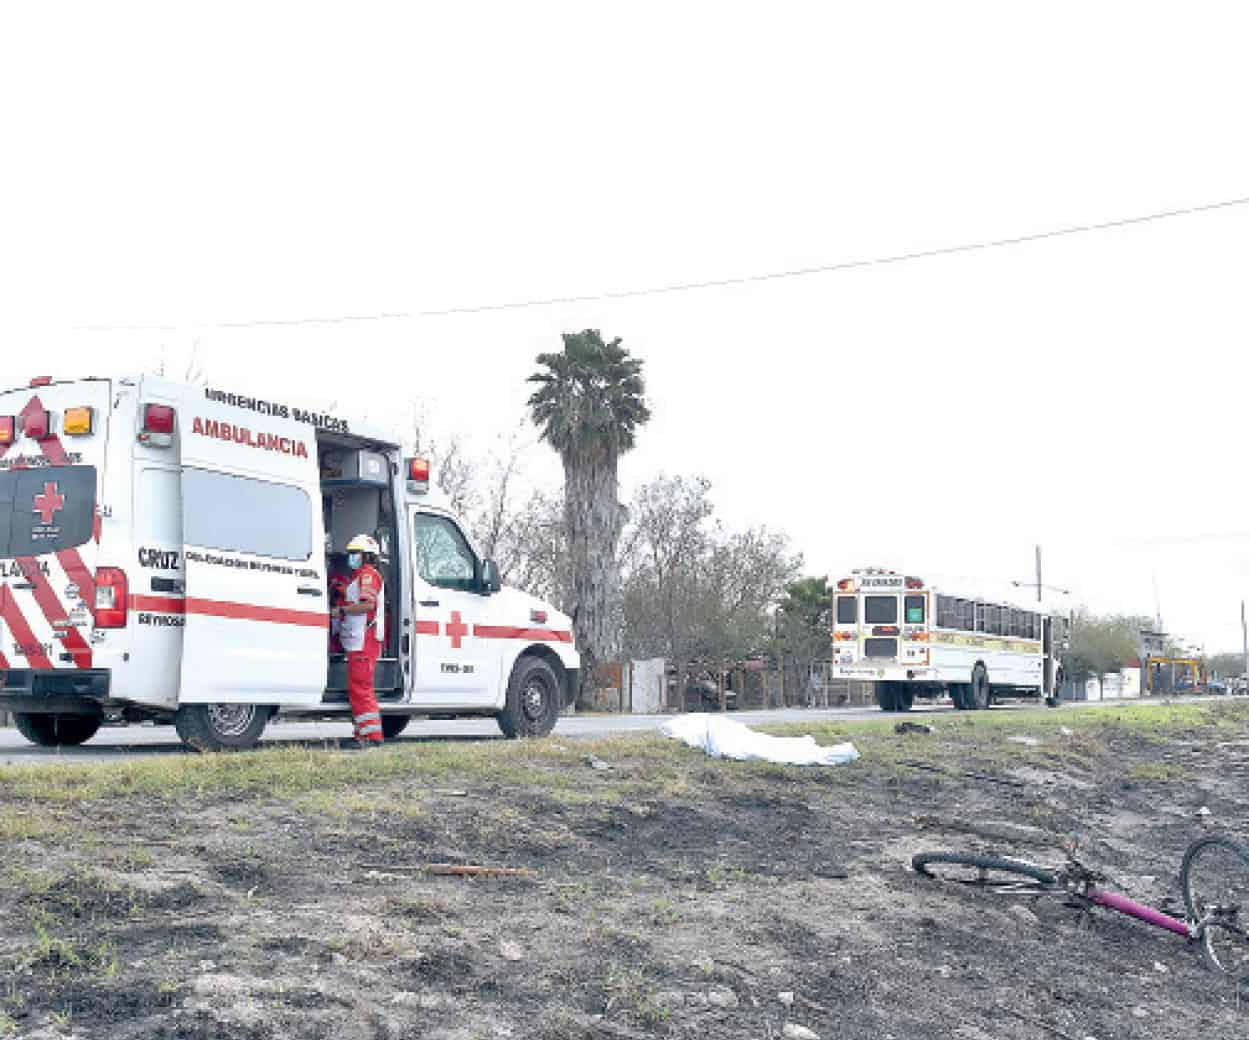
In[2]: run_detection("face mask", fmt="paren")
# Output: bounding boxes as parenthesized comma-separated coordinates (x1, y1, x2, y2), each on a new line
(347, 553, 363, 570)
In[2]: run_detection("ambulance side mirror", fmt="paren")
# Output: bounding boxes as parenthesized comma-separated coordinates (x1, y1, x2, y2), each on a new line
(479, 559, 501, 595)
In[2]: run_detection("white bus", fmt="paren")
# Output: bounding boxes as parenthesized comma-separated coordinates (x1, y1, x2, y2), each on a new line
(829, 568, 1066, 711)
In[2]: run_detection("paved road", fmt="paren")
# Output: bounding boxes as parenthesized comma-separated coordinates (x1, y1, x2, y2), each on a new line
(0, 695, 1231, 765)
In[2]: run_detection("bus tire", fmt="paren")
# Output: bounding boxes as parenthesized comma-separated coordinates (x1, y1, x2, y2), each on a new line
(13, 713, 101, 747)
(174, 704, 271, 752)
(874, 683, 898, 712)
(497, 655, 561, 738)
(969, 666, 990, 710)
(894, 687, 914, 712)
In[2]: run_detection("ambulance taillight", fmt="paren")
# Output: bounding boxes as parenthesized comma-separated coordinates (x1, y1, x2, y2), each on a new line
(0, 417, 14, 444)
(139, 404, 176, 448)
(406, 456, 430, 493)
(94, 569, 129, 628)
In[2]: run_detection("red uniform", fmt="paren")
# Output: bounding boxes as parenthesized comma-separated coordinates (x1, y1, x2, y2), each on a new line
(340, 563, 384, 743)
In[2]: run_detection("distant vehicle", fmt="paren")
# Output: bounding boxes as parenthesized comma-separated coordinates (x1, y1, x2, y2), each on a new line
(1207, 679, 1228, 695)
(829, 568, 1067, 712)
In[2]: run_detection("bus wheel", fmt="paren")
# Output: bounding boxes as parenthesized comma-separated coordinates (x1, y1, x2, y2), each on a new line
(497, 655, 561, 738)
(894, 687, 914, 712)
(174, 704, 271, 752)
(13, 713, 101, 747)
(969, 667, 990, 710)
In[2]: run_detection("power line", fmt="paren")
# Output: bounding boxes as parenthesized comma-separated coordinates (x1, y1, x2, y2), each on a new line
(77, 193, 1249, 332)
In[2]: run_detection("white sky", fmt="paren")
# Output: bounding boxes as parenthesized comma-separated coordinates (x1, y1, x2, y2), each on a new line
(2, 2, 1248, 653)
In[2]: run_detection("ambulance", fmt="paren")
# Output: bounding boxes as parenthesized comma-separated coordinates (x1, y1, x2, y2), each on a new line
(0, 375, 579, 750)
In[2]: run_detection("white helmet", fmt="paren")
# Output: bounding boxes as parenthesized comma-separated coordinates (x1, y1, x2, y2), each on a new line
(345, 533, 380, 556)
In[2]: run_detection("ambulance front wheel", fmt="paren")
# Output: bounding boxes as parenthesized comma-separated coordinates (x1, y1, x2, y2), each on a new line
(497, 656, 561, 739)
(174, 703, 272, 752)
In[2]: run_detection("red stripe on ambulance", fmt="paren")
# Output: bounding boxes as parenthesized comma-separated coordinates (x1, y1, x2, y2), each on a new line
(16, 556, 92, 668)
(0, 586, 55, 671)
(184, 598, 324, 628)
(132, 595, 323, 628)
(472, 625, 572, 643)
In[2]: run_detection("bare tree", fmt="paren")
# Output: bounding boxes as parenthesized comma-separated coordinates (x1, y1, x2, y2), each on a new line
(622, 474, 799, 706)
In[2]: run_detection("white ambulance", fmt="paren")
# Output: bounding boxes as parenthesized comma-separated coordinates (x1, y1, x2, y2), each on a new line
(0, 375, 579, 751)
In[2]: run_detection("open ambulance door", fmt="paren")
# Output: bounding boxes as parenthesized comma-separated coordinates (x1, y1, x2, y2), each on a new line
(178, 412, 328, 706)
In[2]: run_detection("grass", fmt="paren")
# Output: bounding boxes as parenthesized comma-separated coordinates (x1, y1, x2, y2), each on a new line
(0, 700, 1242, 825)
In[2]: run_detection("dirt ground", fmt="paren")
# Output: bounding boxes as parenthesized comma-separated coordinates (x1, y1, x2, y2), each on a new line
(1, 700, 1247, 1040)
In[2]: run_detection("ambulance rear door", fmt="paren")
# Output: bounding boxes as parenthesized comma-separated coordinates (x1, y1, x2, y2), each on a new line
(0, 379, 111, 676)
(177, 394, 327, 705)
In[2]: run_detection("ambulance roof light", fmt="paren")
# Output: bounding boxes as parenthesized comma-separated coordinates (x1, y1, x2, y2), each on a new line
(23, 408, 51, 440)
(63, 407, 94, 436)
(406, 456, 430, 493)
(139, 403, 176, 447)
(29, 376, 52, 387)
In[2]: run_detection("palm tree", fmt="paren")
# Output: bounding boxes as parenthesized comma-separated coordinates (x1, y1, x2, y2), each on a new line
(528, 330, 650, 702)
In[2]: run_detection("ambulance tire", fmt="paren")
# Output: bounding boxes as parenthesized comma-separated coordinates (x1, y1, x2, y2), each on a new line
(13, 713, 101, 747)
(174, 704, 272, 752)
(381, 715, 411, 739)
(893, 687, 914, 712)
(497, 655, 561, 739)
(875, 683, 898, 712)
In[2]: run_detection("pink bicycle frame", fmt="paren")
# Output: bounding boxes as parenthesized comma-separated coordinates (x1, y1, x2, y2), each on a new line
(1090, 888, 1193, 937)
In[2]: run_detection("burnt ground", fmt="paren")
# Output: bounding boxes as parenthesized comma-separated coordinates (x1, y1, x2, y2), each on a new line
(1, 700, 1248, 1039)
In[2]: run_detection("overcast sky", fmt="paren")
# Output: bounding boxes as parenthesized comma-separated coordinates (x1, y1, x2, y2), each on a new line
(3, 3, 1248, 654)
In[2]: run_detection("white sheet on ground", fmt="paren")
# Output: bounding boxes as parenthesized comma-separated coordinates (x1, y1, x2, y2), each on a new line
(660, 714, 859, 767)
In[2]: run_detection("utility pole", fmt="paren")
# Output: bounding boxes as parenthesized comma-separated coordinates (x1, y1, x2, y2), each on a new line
(1242, 600, 1247, 679)
(1035, 545, 1042, 603)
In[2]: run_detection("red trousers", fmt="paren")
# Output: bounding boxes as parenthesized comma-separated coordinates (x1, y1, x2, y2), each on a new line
(347, 647, 383, 742)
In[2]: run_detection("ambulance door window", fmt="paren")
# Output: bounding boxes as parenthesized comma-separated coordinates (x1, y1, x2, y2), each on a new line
(412, 515, 477, 591)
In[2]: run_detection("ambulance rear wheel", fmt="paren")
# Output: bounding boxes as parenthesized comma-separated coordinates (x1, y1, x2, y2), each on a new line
(174, 704, 271, 752)
(13, 713, 101, 747)
(497, 656, 561, 738)
(875, 684, 898, 712)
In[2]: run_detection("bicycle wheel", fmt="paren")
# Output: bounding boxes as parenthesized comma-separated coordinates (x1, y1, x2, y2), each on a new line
(1181, 835, 1249, 980)
(913, 851, 1057, 891)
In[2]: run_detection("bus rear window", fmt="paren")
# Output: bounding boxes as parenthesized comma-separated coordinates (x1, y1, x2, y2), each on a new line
(836, 596, 857, 624)
(0, 465, 97, 558)
(864, 596, 897, 624)
(904, 595, 926, 624)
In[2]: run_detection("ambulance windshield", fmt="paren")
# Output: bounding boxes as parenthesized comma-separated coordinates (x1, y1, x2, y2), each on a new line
(0, 465, 97, 559)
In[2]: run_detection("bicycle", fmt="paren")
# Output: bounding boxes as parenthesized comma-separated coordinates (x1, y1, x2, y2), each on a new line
(912, 835, 1249, 980)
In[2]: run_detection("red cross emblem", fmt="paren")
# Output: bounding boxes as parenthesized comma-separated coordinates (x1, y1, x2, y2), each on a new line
(33, 482, 65, 525)
(445, 610, 469, 649)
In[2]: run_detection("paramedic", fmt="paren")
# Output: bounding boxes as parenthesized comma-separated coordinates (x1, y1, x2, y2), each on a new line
(337, 534, 385, 748)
